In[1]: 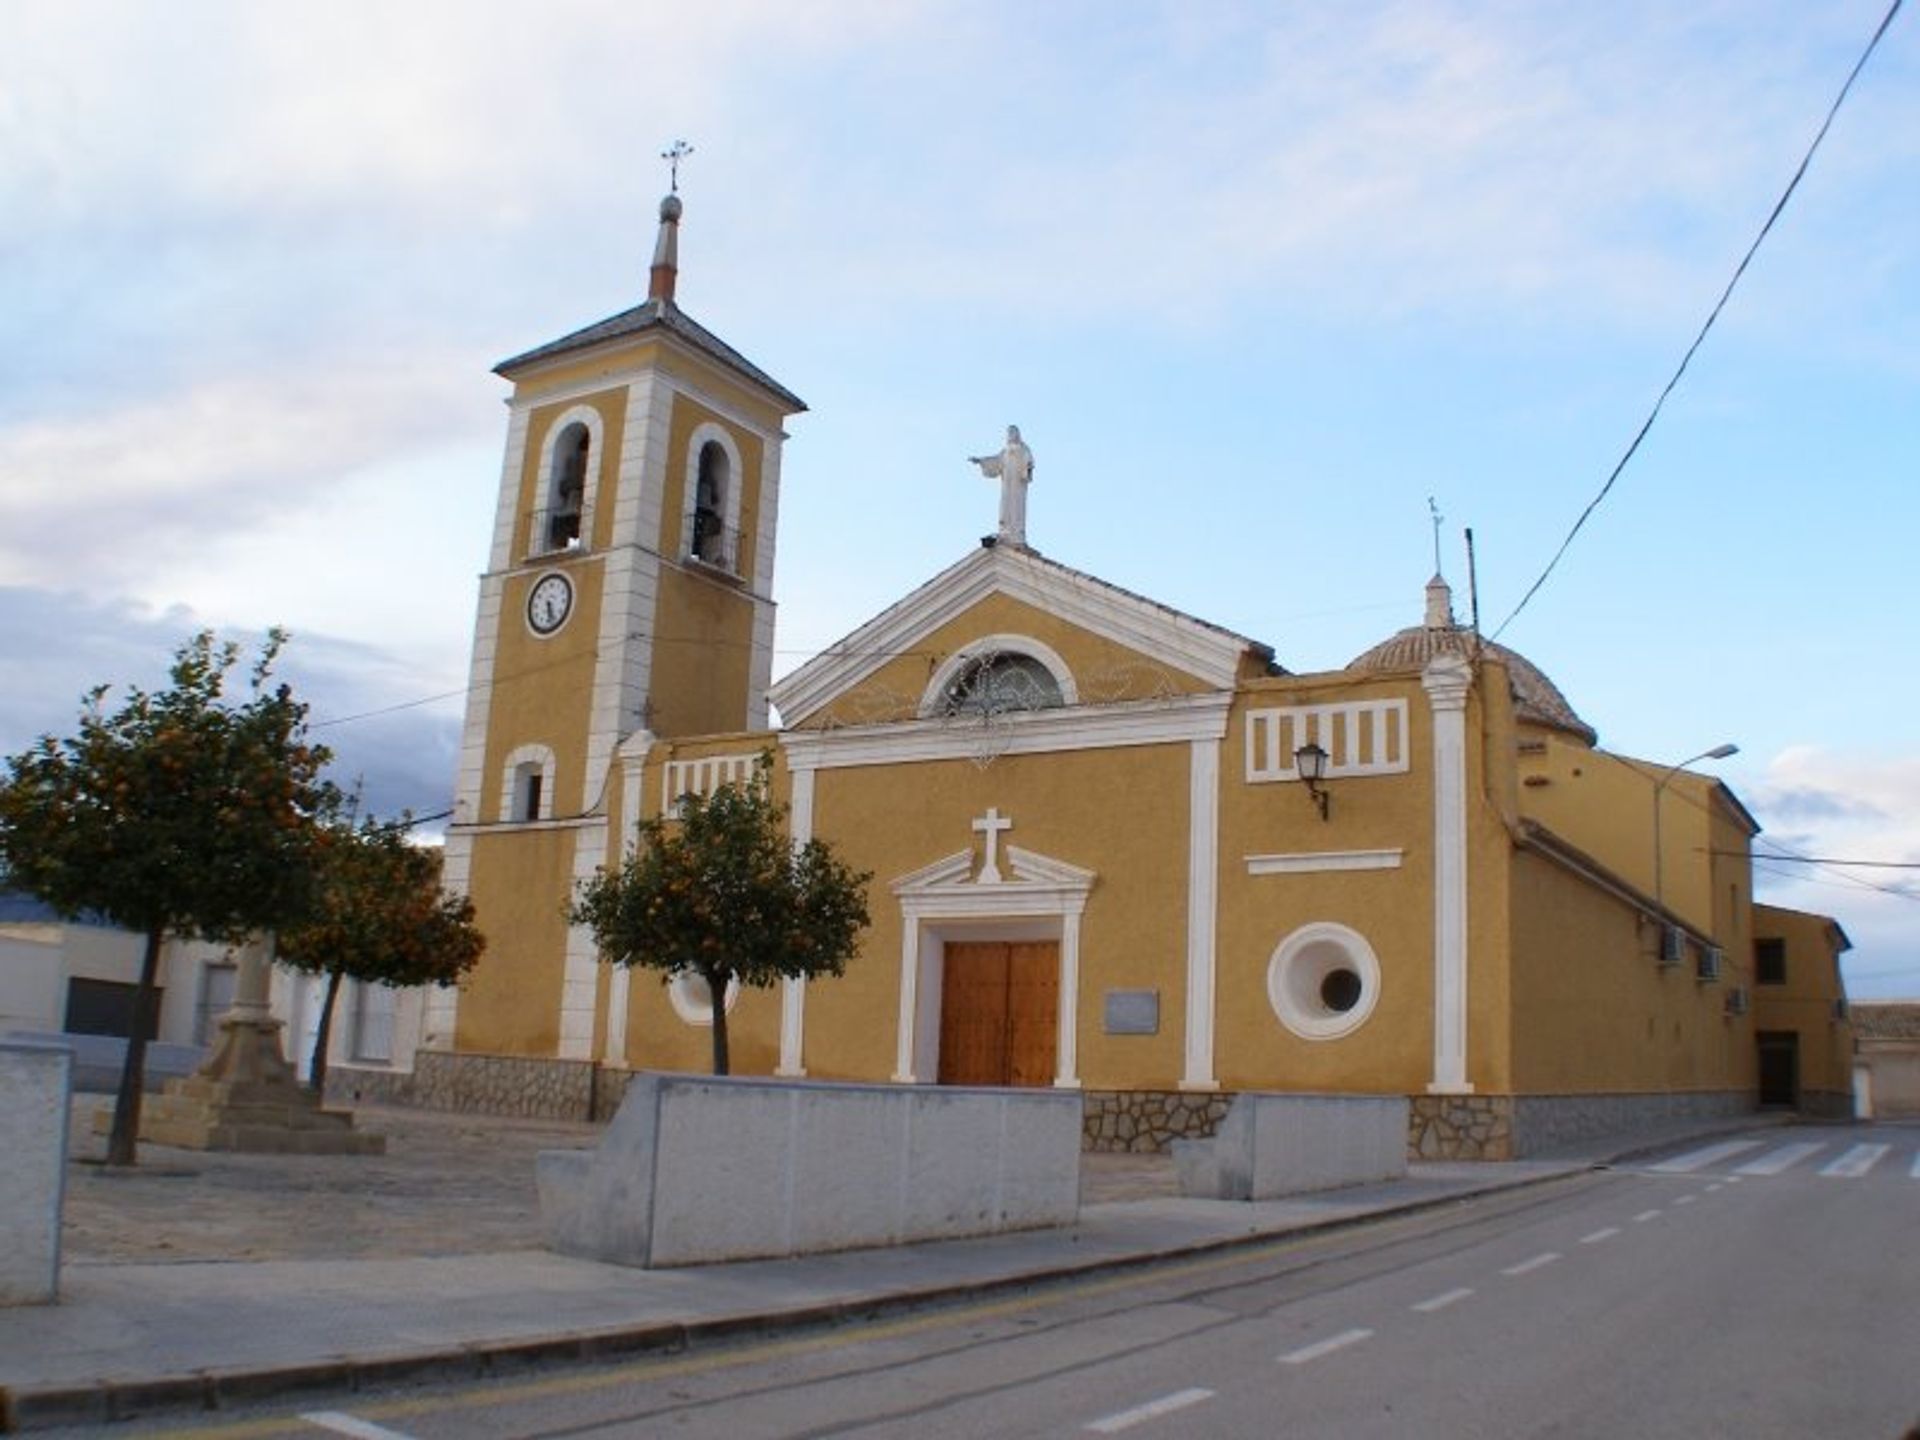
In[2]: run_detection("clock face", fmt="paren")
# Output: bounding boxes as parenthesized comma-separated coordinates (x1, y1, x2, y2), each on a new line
(527, 572, 573, 635)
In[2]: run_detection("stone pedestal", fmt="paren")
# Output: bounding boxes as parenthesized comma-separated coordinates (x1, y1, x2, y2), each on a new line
(110, 937, 383, 1156)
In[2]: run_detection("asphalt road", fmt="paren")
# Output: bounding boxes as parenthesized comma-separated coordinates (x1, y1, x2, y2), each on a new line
(82, 1122, 1920, 1440)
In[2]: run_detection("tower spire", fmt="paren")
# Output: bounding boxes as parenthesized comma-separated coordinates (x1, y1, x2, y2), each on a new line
(649, 140, 693, 305)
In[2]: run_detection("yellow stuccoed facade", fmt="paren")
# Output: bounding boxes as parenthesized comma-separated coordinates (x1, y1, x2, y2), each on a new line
(411, 202, 1853, 1159)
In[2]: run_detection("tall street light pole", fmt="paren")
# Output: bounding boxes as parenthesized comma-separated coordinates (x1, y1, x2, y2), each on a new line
(1652, 742, 1740, 911)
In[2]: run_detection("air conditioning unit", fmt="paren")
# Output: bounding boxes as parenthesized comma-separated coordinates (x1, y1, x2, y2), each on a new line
(1725, 986, 1750, 1017)
(1659, 926, 1686, 966)
(1697, 946, 1723, 982)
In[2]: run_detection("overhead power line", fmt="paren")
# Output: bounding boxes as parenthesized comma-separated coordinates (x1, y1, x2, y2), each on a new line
(1492, 0, 1906, 639)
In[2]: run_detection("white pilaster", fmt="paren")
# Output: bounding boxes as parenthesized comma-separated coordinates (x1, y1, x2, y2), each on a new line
(1056, 910, 1082, 1088)
(1424, 655, 1474, 1094)
(777, 765, 816, 1076)
(422, 830, 473, 1051)
(1183, 737, 1221, 1090)
(557, 822, 609, 1061)
(893, 921, 922, 1082)
(488, 405, 533, 573)
(746, 437, 784, 729)
(601, 731, 654, 1067)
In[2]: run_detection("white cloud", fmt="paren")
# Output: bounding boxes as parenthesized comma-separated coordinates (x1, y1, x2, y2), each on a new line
(0, 356, 483, 592)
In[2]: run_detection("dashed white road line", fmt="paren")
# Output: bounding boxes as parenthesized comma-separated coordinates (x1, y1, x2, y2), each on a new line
(1633, 1209, 1662, 1223)
(1579, 1227, 1621, 1245)
(1649, 1140, 1765, 1173)
(1501, 1252, 1561, 1277)
(1411, 1287, 1475, 1314)
(1911, 1151, 1920, 1180)
(1705, 1182, 1724, 1193)
(1820, 1143, 1890, 1178)
(1736, 1141, 1826, 1176)
(1086, 1388, 1216, 1433)
(300, 1414, 420, 1440)
(1279, 1329, 1375, 1365)
(1674, 1194, 1698, 1207)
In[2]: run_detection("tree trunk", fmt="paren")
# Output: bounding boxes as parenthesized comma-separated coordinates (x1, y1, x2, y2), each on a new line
(708, 970, 730, 1076)
(106, 926, 166, 1167)
(310, 969, 344, 1095)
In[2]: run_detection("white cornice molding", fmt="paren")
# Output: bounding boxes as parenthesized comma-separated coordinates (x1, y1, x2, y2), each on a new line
(771, 546, 1253, 726)
(780, 692, 1231, 771)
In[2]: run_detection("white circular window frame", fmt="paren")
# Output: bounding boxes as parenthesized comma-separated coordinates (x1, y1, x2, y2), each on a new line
(668, 970, 742, 1027)
(1267, 922, 1382, 1041)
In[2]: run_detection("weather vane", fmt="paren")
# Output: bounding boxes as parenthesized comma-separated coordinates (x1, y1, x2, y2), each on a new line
(1428, 495, 1445, 576)
(661, 139, 694, 194)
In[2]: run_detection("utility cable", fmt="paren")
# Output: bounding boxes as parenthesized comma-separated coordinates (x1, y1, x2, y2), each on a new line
(1493, 0, 1905, 640)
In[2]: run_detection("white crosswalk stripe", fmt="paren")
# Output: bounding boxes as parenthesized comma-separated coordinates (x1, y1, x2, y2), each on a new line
(1912, 1151, 1920, 1180)
(1819, 1143, 1890, 1178)
(1648, 1140, 1765, 1173)
(1735, 1141, 1827, 1175)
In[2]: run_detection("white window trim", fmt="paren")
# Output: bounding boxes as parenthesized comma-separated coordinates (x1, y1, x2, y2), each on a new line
(918, 633, 1079, 717)
(681, 421, 745, 571)
(531, 405, 605, 557)
(500, 743, 557, 823)
(1267, 921, 1382, 1041)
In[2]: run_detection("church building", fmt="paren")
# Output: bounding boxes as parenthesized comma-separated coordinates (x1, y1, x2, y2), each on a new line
(385, 192, 1852, 1160)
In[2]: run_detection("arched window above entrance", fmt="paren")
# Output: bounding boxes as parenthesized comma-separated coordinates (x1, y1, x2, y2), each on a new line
(941, 652, 1063, 717)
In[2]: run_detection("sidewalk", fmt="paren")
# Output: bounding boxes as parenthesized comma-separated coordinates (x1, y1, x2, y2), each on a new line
(0, 1104, 1781, 1433)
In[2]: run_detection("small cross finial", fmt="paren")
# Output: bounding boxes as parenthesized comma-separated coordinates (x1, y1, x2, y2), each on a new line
(971, 807, 1013, 884)
(1427, 495, 1445, 577)
(661, 139, 694, 194)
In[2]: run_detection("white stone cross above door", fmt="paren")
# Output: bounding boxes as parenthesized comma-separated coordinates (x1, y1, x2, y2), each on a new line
(972, 807, 1012, 883)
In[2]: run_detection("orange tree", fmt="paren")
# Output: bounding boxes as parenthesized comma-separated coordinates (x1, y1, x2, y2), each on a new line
(277, 813, 483, 1095)
(569, 754, 870, 1075)
(0, 631, 336, 1165)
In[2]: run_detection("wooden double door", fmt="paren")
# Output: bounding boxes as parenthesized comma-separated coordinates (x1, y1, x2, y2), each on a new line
(937, 940, 1059, 1087)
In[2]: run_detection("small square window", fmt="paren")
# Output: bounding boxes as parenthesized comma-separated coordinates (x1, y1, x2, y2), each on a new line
(1754, 938, 1787, 986)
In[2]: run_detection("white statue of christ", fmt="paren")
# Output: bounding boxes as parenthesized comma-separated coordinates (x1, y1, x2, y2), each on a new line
(969, 425, 1033, 545)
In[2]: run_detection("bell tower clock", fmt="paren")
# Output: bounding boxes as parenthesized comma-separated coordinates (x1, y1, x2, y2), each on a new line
(426, 182, 806, 1065)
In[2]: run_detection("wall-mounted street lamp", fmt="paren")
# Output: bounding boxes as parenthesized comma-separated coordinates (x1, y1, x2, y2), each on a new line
(1652, 742, 1739, 906)
(1295, 742, 1331, 820)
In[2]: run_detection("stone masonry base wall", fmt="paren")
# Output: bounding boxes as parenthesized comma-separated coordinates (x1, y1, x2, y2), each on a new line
(327, 1052, 634, 1122)
(1081, 1090, 1233, 1152)
(1413, 1090, 1755, 1160)
(325, 1058, 1763, 1162)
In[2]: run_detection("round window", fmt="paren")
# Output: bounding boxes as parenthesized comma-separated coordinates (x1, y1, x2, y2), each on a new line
(1267, 923, 1381, 1040)
(667, 970, 741, 1027)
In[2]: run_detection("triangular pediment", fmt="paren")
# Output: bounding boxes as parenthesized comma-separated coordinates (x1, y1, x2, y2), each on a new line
(772, 544, 1270, 728)
(891, 844, 1096, 901)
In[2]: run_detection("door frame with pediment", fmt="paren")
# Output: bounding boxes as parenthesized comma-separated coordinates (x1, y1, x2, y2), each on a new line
(890, 842, 1094, 1089)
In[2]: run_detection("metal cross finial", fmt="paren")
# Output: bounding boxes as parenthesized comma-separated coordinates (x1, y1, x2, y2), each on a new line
(661, 139, 694, 194)
(1428, 495, 1445, 576)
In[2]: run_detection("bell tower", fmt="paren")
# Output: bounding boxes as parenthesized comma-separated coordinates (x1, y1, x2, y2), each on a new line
(428, 186, 806, 1064)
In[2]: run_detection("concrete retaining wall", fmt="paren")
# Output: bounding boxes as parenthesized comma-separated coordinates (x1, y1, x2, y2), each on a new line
(1175, 1093, 1407, 1200)
(539, 1074, 1082, 1267)
(0, 1041, 73, 1304)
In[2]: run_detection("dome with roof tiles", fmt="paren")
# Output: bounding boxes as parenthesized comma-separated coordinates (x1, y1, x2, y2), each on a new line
(1347, 576, 1597, 746)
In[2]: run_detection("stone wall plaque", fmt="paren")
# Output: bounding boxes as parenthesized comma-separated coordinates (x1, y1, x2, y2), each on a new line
(1104, 989, 1159, 1036)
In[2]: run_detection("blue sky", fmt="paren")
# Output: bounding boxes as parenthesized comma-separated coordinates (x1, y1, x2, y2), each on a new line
(2, 1, 1915, 994)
